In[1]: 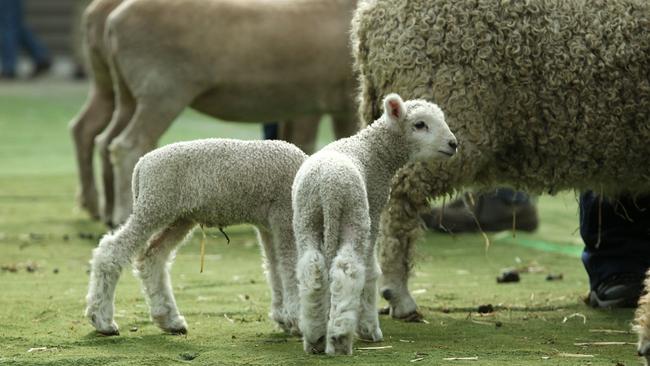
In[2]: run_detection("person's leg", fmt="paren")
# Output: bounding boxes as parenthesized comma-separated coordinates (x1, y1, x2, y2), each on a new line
(263, 123, 279, 140)
(14, 0, 50, 75)
(0, 0, 20, 78)
(580, 191, 650, 308)
(423, 188, 538, 233)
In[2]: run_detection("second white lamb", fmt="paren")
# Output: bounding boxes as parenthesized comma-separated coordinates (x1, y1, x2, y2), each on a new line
(292, 94, 457, 355)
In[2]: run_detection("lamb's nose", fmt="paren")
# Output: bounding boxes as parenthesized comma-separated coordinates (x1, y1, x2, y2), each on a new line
(448, 140, 458, 151)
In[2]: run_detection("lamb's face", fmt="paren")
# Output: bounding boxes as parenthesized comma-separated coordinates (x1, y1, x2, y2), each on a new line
(383, 94, 457, 162)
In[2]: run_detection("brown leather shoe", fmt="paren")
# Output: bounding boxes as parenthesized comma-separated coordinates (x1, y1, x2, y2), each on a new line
(422, 191, 539, 233)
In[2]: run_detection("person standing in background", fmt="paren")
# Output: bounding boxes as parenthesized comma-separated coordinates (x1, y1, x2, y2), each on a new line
(71, 0, 92, 79)
(0, 0, 51, 79)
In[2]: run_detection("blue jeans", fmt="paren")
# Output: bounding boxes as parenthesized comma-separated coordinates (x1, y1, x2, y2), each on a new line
(263, 123, 279, 140)
(0, 0, 50, 75)
(580, 191, 650, 290)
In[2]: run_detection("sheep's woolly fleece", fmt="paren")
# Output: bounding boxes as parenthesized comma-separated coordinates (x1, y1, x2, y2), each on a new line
(351, 0, 650, 321)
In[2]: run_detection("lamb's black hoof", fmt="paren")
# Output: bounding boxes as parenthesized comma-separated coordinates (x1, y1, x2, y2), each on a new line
(378, 306, 390, 315)
(169, 327, 188, 335)
(394, 310, 424, 323)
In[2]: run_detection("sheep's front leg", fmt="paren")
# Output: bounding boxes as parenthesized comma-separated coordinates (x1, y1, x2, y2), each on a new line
(635, 269, 650, 363)
(326, 244, 365, 355)
(357, 250, 383, 342)
(135, 219, 194, 334)
(378, 163, 455, 321)
(271, 225, 301, 335)
(256, 228, 287, 333)
(86, 217, 158, 335)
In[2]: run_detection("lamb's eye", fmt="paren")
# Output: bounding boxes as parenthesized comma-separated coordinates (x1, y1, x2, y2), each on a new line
(414, 121, 428, 130)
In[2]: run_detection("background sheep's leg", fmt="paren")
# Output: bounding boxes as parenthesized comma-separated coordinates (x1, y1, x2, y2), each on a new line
(277, 116, 320, 154)
(255, 227, 286, 333)
(95, 69, 135, 227)
(85, 216, 160, 335)
(69, 85, 114, 220)
(635, 268, 650, 362)
(379, 163, 455, 321)
(326, 243, 365, 355)
(297, 246, 329, 354)
(109, 97, 191, 225)
(135, 219, 194, 334)
(356, 249, 382, 342)
(270, 224, 301, 335)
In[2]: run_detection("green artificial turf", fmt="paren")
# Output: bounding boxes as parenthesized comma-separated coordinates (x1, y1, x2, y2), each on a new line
(0, 81, 640, 365)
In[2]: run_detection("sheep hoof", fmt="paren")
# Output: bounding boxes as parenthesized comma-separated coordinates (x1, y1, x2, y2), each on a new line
(169, 327, 188, 335)
(358, 326, 383, 342)
(393, 310, 424, 323)
(378, 306, 390, 315)
(88, 312, 120, 336)
(326, 333, 353, 355)
(638, 339, 650, 358)
(304, 335, 326, 354)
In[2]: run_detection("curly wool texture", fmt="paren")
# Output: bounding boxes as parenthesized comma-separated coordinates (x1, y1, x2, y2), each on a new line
(351, 0, 650, 320)
(85, 139, 307, 336)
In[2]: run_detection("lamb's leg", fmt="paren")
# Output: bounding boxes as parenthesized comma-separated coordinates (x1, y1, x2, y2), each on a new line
(85, 216, 160, 335)
(134, 219, 195, 334)
(356, 249, 383, 342)
(326, 243, 366, 355)
(278, 116, 320, 154)
(69, 85, 114, 220)
(95, 68, 135, 227)
(109, 97, 191, 225)
(270, 223, 301, 336)
(255, 227, 286, 333)
(297, 247, 330, 354)
(635, 268, 650, 363)
(379, 162, 456, 321)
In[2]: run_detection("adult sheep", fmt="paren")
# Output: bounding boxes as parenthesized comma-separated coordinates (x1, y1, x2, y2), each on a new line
(69, 0, 360, 225)
(351, 0, 650, 331)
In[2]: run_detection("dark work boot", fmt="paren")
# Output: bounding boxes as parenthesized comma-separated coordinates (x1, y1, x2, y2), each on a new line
(587, 273, 645, 308)
(422, 190, 539, 233)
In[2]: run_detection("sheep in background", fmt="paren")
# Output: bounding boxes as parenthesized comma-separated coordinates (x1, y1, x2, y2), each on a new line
(292, 94, 457, 354)
(85, 139, 307, 336)
(351, 0, 650, 330)
(69, 0, 360, 226)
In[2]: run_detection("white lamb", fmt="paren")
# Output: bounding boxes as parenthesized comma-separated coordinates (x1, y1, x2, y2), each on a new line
(292, 94, 457, 355)
(85, 139, 307, 336)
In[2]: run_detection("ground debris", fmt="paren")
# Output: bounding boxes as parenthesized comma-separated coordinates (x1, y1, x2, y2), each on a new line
(573, 342, 635, 346)
(545, 273, 563, 281)
(562, 313, 587, 324)
(356, 345, 393, 350)
(443, 356, 478, 361)
(1, 264, 18, 272)
(410, 352, 428, 363)
(497, 269, 520, 283)
(179, 352, 198, 361)
(557, 352, 594, 358)
(27, 347, 55, 353)
(588, 329, 631, 334)
(477, 304, 494, 314)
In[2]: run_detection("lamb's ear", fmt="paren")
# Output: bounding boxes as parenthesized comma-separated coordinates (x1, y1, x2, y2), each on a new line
(383, 93, 406, 123)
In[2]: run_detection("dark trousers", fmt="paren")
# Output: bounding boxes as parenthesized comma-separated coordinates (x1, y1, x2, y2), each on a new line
(0, 0, 50, 75)
(263, 123, 279, 140)
(580, 191, 650, 290)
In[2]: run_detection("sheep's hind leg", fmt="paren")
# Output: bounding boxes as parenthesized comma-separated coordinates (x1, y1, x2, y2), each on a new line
(135, 219, 195, 334)
(357, 250, 383, 342)
(85, 217, 159, 335)
(635, 268, 650, 363)
(326, 244, 365, 355)
(69, 86, 114, 220)
(255, 227, 287, 333)
(297, 248, 329, 354)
